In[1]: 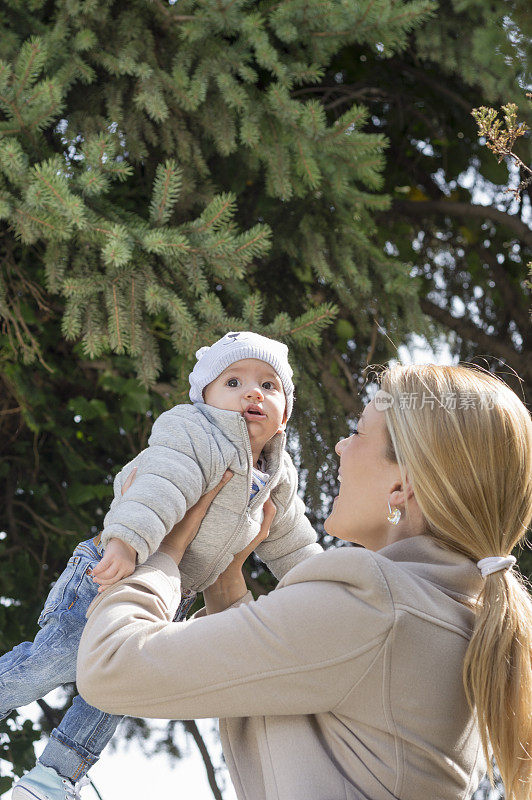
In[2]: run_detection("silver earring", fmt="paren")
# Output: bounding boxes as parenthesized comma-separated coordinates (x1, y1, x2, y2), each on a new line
(387, 501, 401, 525)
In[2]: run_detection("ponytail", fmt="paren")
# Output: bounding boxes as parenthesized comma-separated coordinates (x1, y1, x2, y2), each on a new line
(463, 570, 532, 799)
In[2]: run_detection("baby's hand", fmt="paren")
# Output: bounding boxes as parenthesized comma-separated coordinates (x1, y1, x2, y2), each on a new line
(90, 538, 137, 593)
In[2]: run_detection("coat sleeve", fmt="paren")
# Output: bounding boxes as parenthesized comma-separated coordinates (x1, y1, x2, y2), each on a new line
(254, 452, 322, 580)
(77, 549, 393, 721)
(101, 410, 223, 563)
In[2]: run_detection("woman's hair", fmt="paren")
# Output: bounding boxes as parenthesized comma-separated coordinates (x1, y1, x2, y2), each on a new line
(378, 364, 532, 800)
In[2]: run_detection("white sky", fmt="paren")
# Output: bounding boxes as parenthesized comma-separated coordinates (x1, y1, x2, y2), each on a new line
(0, 336, 455, 800)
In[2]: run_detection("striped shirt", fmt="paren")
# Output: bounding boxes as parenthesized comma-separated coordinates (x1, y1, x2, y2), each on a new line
(250, 455, 270, 502)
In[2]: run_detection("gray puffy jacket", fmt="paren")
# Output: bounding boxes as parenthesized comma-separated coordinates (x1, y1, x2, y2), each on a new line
(102, 402, 322, 592)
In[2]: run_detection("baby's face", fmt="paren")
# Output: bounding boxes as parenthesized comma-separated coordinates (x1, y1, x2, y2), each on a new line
(203, 359, 287, 446)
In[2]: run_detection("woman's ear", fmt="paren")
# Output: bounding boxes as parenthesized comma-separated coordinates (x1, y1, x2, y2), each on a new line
(388, 473, 415, 509)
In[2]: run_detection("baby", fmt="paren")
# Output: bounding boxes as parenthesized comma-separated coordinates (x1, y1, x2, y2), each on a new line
(1, 331, 321, 800)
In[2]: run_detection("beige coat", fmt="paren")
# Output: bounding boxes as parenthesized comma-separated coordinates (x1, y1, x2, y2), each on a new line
(77, 535, 487, 800)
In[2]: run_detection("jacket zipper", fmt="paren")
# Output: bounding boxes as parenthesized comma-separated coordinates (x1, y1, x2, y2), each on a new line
(239, 415, 254, 500)
(195, 419, 282, 590)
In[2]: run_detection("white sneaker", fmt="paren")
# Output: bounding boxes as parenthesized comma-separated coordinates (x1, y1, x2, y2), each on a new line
(12, 763, 89, 800)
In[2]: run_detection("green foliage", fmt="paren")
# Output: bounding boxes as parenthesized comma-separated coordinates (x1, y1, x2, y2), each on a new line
(149, 160, 183, 227)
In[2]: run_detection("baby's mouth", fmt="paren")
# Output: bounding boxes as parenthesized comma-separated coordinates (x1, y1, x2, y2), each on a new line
(243, 406, 267, 420)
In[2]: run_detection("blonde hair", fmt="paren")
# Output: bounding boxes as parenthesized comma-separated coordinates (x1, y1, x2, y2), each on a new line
(378, 364, 532, 800)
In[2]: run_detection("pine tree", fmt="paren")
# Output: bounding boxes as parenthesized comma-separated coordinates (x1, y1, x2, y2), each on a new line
(0, 1, 434, 395)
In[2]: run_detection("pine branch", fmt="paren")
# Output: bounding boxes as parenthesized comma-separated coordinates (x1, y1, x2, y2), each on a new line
(149, 159, 182, 226)
(242, 292, 265, 327)
(111, 283, 122, 351)
(359, 0, 377, 26)
(196, 193, 236, 232)
(14, 37, 47, 96)
(289, 304, 338, 340)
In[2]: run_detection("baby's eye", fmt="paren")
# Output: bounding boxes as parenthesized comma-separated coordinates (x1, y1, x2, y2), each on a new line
(226, 378, 240, 387)
(262, 381, 276, 390)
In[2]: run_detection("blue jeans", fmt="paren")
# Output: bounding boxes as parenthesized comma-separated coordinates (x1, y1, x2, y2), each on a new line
(0, 537, 196, 781)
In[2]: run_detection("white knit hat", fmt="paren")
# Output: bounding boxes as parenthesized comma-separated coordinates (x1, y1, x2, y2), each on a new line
(189, 331, 294, 420)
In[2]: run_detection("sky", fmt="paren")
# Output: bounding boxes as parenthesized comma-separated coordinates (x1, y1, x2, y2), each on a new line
(0, 335, 455, 800)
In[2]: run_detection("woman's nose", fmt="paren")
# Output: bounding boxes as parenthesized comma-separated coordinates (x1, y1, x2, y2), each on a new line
(335, 438, 347, 456)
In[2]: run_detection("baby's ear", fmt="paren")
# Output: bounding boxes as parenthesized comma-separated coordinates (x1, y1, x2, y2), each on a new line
(277, 407, 288, 433)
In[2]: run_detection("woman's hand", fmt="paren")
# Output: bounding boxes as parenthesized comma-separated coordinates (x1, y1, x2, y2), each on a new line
(158, 470, 234, 565)
(203, 497, 277, 614)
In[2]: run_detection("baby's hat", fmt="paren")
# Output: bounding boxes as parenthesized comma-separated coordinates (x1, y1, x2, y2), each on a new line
(189, 331, 294, 420)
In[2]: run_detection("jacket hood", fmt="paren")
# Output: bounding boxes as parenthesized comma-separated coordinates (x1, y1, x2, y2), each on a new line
(194, 402, 287, 474)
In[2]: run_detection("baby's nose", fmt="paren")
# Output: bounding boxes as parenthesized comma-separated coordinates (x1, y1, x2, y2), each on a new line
(245, 385, 264, 399)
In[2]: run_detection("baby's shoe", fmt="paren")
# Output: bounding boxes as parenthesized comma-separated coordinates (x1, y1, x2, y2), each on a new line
(12, 763, 89, 800)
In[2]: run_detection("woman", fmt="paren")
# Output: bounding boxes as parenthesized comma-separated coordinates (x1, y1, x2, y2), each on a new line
(77, 364, 532, 800)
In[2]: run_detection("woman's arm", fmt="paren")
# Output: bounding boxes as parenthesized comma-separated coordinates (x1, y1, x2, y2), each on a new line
(202, 498, 276, 614)
(148, 480, 275, 614)
(76, 544, 392, 721)
(254, 454, 322, 579)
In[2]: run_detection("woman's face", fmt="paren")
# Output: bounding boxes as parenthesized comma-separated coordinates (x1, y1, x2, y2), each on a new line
(324, 399, 422, 551)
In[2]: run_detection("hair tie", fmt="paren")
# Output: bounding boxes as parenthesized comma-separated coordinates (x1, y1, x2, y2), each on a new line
(476, 555, 516, 578)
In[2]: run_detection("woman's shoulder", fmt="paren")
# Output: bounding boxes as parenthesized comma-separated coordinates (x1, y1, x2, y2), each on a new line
(277, 546, 394, 609)
(277, 537, 480, 635)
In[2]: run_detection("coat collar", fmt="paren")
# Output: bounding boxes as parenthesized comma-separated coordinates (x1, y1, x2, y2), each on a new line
(279, 535, 483, 608)
(193, 402, 286, 474)
(376, 534, 484, 604)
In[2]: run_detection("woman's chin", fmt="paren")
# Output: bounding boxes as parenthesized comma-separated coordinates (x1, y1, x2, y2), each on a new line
(324, 510, 342, 539)
(324, 511, 363, 546)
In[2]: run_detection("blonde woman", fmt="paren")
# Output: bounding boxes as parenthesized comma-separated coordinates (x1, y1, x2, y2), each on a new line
(77, 364, 532, 800)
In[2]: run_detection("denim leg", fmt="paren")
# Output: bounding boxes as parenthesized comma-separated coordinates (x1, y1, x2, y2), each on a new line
(0, 630, 77, 718)
(0, 538, 123, 781)
(39, 694, 123, 781)
(0, 546, 93, 718)
(173, 588, 197, 621)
